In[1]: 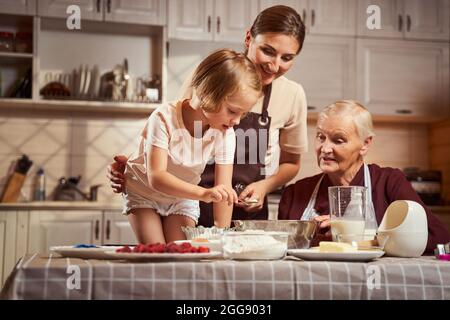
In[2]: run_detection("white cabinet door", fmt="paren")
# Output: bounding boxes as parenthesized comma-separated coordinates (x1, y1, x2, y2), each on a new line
(28, 210, 102, 254)
(0, 0, 36, 15)
(213, 0, 258, 42)
(103, 211, 138, 245)
(105, 0, 166, 25)
(357, 0, 404, 38)
(308, 0, 356, 36)
(0, 212, 16, 287)
(37, 0, 103, 21)
(404, 0, 450, 41)
(259, 0, 355, 36)
(356, 39, 450, 118)
(168, 0, 214, 40)
(258, 0, 307, 26)
(287, 35, 356, 111)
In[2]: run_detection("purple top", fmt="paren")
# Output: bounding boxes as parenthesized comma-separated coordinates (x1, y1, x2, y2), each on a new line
(279, 164, 450, 253)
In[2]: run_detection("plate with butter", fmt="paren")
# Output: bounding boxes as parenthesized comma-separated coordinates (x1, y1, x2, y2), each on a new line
(287, 241, 385, 262)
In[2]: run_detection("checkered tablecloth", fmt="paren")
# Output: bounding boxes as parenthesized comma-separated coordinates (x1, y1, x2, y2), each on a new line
(1, 254, 449, 300)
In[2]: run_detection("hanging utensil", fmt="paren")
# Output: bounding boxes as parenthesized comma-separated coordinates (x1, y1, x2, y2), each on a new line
(83, 65, 91, 97)
(121, 58, 129, 99)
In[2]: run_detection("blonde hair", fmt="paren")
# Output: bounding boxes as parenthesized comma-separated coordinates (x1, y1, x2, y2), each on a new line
(318, 100, 375, 140)
(190, 49, 262, 113)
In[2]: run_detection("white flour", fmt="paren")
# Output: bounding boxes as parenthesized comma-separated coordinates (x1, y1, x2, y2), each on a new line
(223, 233, 287, 260)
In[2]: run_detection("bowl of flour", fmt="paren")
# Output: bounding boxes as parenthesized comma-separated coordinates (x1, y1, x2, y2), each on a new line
(222, 231, 288, 260)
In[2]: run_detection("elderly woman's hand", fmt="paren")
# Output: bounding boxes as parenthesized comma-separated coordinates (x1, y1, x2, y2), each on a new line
(310, 215, 332, 246)
(313, 215, 332, 237)
(235, 180, 268, 212)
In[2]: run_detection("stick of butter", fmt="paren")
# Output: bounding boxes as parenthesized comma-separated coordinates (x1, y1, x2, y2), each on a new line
(319, 241, 357, 253)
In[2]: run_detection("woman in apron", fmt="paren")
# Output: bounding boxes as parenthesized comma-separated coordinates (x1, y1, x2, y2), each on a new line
(108, 5, 310, 227)
(278, 100, 450, 253)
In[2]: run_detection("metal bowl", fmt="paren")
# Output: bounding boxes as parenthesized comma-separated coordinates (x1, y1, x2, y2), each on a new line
(233, 220, 317, 249)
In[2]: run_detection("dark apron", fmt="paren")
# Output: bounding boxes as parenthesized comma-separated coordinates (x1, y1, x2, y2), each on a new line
(198, 84, 272, 227)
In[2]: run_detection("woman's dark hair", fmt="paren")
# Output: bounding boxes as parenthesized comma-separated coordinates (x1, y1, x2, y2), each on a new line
(249, 5, 306, 53)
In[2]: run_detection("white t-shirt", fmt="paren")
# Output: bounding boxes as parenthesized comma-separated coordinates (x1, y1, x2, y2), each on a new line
(125, 100, 236, 203)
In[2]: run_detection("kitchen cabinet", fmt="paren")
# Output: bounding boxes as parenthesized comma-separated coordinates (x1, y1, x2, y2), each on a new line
(0, 0, 36, 15)
(168, 0, 259, 42)
(103, 211, 138, 245)
(28, 210, 103, 254)
(287, 35, 356, 110)
(104, 0, 166, 25)
(357, 0, 450, 41)
(0, 211, 17, 287)
(356, 38, 449, 118)
(38, 0, 165, 25)
(37, 0, 103, 21)
(0, 206, 137, 286)
(258, 0, 357, 36)
(0, 14, 34, 100)
(0, 1, 166, 112)
(26, 209, 137, 255)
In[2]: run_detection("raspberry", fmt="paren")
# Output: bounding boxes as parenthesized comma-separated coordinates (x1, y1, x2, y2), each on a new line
(198, 246, 210, 253)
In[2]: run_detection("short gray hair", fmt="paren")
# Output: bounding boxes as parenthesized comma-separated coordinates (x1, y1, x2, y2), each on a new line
(318, 100, 375, 140)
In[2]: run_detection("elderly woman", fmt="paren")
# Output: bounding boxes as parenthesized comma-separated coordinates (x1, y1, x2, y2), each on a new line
(278, 100, 450, 253)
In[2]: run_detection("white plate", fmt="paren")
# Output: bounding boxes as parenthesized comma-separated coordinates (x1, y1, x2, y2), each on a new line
(50, 246, 123, 260)
(105, 251, 222, 261)
(287, 248, 385, 262)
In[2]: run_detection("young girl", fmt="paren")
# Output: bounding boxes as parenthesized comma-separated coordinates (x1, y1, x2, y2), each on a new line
(123, 49, 262, 244)
(109, 5, 308, 226)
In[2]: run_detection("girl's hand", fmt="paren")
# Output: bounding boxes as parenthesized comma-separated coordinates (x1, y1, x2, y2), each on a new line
(106, 155, 128, 193)
(236, 181, 268, 212)
(201, 184, 238, 206)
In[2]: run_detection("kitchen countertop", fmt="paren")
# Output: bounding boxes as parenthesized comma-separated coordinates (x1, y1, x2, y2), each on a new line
(0, 201, 122, 211)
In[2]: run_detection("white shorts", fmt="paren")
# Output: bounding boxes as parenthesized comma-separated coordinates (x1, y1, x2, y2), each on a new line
(122, 191, 199, 223)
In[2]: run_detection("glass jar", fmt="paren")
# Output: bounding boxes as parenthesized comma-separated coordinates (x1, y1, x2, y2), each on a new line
(0, 31, 14, 52)
(15, 32, 32, 53)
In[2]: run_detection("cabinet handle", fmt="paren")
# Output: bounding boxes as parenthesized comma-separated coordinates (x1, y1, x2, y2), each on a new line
(398, 15, 403, 31)
(166, 41, 170, 59)
(94, 220, 100, 240)
(307, 106, 316, 111)
(302, 9, 307, 25)
(406, 15, 411, 32)
(107, 0, 111, 13)
(396, 109, 412, 115)
(207, 15, 211, 33)
(217, 16, 221, 34)
(96, 0, 101, 13)
(311, 9, 315, 27)
(106, 220, 111, 240)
